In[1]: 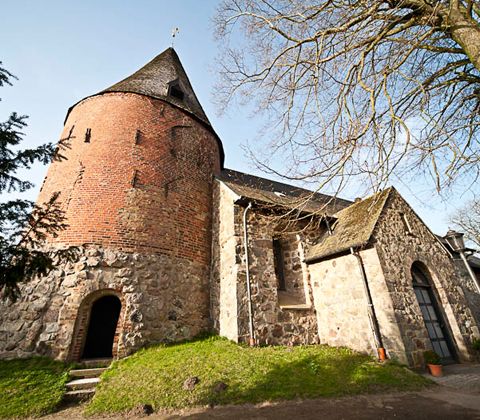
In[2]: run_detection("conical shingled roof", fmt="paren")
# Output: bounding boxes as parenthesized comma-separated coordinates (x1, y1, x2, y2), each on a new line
(101, 47, 211, 126)
(64, 48, 225, 166)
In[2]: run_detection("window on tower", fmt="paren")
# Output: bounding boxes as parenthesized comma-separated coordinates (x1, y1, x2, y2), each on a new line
(167, 80, 185, 101)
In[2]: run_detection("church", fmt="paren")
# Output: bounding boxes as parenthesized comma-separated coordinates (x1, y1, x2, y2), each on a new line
(0, 48, 479, 368)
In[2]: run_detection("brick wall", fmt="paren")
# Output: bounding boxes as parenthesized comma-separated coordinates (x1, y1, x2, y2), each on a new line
(0, 92, 221, 360)
(37, 93, 221, 264)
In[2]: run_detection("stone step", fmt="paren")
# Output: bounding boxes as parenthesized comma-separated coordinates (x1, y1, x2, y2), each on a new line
(69, 367, 107, 378)
(78, 358, 112, 368)
(66, 377, 100, 391)
(63, 388, 96, 402)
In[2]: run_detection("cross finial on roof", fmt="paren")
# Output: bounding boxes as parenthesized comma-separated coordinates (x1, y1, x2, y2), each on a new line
(171, 27, 180, 47)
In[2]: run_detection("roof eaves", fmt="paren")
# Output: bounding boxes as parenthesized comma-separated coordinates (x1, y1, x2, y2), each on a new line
(233, 195, 324, 217)
(304, 241, 369, 264)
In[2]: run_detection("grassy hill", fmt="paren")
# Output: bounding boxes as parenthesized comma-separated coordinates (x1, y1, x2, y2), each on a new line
(86, 336, 429, 415)
(0, 358, 70, 418)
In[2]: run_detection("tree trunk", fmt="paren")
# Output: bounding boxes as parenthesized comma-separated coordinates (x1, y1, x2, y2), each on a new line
(447, 7, 480, 72)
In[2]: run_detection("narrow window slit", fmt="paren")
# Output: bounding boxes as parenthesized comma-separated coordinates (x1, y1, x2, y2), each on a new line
(84, 128, 91, 143)
(131, 170, 139, 187)
(135, 129, 141, 145)
(273, 238, 286, 291)
(400, 212, 414, 235)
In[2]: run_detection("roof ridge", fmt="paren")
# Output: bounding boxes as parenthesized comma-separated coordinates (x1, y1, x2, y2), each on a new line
(101, 47, 210, 125)
(220, 168, 352, 205)
(334, 186, 393, 217)
(305, 187, 392, 262)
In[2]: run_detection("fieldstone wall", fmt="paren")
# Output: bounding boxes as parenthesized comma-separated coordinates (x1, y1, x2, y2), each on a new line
(309, 254, 374, 354)
(236, 202, 318, 346)
(276, 234, 309, 305)
(453, 259, 480, 329)
(360, 248, 409, 364)
(309, 249, 407, 363)
(0, 246, 209, 361)
(211, 181, 320, 345)
(373, 190, 480, 367)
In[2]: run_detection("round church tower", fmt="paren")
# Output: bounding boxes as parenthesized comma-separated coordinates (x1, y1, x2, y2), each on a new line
(20, 48, 223, 360)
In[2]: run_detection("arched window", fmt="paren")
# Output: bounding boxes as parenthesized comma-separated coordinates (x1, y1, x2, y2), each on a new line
(411, 262, 455, 362)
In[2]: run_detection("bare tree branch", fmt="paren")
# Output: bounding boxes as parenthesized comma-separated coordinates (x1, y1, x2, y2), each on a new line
(215, 0, 480, 195)
(450, 198, 480, 247)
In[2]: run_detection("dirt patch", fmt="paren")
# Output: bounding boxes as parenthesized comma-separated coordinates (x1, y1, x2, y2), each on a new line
(37, 387, 480, 419)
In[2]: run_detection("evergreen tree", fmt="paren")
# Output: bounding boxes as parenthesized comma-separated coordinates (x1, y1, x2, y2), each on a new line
(0, 62, 75, 301)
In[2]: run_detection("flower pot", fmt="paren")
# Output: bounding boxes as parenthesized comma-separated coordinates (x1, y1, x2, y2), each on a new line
(377, 347, 387, 362)
(427, 363, 443, 377)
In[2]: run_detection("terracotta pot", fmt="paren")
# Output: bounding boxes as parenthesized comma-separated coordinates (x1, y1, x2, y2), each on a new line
(427, 363, 443, 377)
(377, 347, 387, 362)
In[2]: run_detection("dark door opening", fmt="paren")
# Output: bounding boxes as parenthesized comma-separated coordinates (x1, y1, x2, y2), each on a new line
(82, 295, 121, 359)
(412, 264, 456, 363)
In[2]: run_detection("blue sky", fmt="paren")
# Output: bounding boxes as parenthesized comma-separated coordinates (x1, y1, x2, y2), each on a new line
(0, 0, 476, 235)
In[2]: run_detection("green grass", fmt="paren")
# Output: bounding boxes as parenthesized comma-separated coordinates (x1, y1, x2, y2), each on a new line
(0, 357, 70, 418)
(87, 336, 429, 415)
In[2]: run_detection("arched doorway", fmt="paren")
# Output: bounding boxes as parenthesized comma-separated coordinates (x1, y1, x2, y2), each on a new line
(411, 262, 456, 363)
(82, 295, 121, 359)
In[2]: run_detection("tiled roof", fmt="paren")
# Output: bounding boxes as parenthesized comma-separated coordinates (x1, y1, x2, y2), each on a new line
(218, 169, 352, 214)
(101, 48, 210, 126)
(65, 48, 225, 166)
(305, 188, 392, 262)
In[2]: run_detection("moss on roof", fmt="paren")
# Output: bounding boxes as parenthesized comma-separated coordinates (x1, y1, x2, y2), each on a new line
(305, 188, 392, 262)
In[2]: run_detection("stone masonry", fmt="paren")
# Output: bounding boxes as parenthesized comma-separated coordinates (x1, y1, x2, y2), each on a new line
(211, 181, 321, 346)
(1, 48, 479, 369)
(372, 190, 479, 367)
(212, 182, 480, 367)
(1, 49, 221, 361)
(0, 246, 209, 360)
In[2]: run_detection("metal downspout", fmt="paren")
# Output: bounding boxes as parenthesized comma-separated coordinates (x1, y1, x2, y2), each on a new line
(459, 251, 480, 295)
(243, 202, 255, 346)
(350, 247, 386, 360)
